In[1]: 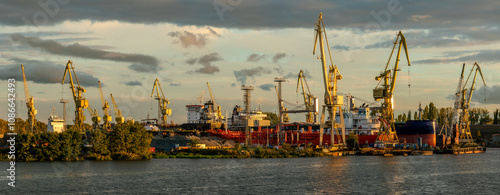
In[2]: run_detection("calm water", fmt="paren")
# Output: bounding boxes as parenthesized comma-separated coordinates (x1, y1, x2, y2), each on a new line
(2, 148, 499, 194)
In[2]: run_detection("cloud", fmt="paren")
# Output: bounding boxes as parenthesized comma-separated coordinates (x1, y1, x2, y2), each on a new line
(473, 85, 500, 104)
(1, 1, 498, 32)
(408, 15, 432, 22)
(272, 52, 287, 63)
(233, 67, 272, 85)
(258, 84, 274, 91)
(207, 27, 221, 37)
(247, 53, 266, 62)
(10, 34, 160, 73)
(414, 50, 500, 64)
(332, 45, 354, 51)
(186, 53, 222, 74)
(170, 82, 181, 86)
(124, 81, 142, 86)
(168, 31, 207, 48)
(0, 58, 99, 87)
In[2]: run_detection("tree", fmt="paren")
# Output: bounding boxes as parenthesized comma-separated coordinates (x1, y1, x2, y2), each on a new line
(90, 129, 110, 156)
(493, 109, 500, 124)
(423, 105, 429, 120)
(414, 111, 418, 120)
(428, 102, 437, 120)
(479, 108, 493, 124)
(263, 112, 279, 126)
(407, 110, 412, 121)
(402, 113, 407, 122)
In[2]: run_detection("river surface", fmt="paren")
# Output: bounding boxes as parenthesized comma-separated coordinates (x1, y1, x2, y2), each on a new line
(1, 148, 499, 194)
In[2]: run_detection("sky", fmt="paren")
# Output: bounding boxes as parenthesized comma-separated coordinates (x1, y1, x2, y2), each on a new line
(1, 0, 499, 125)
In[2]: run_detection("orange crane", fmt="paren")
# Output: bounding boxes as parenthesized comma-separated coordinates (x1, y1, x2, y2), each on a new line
(372, 31, 411, 145)
(21, 64, 37, 133)
(98, 81, 111, 129)
(61, 60, 89, 131)
(313, 12, 345, 148)
(296, 70, 317, 123)
(151, 78, 171, 126)
(110, 94, 124, 124)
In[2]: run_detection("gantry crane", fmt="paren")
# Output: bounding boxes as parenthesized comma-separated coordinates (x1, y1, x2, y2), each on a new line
(296, 70, 318, 123)
(313, 12, 345, 147)
(372, 31, 411, 145)
(151, 78, 171, 126)
(21, 64, 37, 133)
(98, 81, 111, 129)
(61, 60, 89, 131)
(87, 106, 101, 130)
(207, 82, 224, 123)
(110, 94, 124, 124)
(456, 62, 486, 144)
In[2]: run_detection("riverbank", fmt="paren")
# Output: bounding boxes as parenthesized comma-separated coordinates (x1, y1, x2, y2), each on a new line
(153, 146, 327, 159)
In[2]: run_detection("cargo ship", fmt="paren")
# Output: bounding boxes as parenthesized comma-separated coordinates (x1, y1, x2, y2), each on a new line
(395, 120, 437, 147)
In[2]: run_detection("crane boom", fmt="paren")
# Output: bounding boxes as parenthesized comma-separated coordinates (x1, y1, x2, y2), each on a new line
(110, 94, 124, 124)
(87, 105, 100, 130)
(206, 82, 223, 123)
(21, 64, 37, 132)
(61, 60, 88, 131)
(151, 78, 171, 126)
(372, 31, 411, 144)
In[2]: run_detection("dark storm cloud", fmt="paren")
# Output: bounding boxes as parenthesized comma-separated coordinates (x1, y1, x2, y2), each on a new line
(233, 67, 271, 85)
(247, 53, 266, 62)
(414, 50, 500, 64)
(186, 53, 222, 74)
(473, 85, 500, 104)
(10, 34, 160, 72)
(272, 53, 287, 63)
(2, 1, 499, 30)
(124, 81, 142, 86)
(258, 84, 274, 91)
(0, 58, 99, 87)
(167, 31, 208, 48)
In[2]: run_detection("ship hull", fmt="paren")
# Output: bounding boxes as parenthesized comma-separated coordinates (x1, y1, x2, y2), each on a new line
(395, 120, 436, 147)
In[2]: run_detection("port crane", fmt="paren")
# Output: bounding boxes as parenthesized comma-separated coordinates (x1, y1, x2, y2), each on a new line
(61, 60, 89, 131)
(313, 12, 346, 147)
(296, 70, 318, 123)
(456, 62, 486, 144)
(274, 85, 290, 123)
(110, 94, 124, 124)
(87, 106, 101, 130)
(151, 78, 171, 127)
(98, 81, 111, 129)
(206, 82, 224, 123)
(372, 31, 411, 145)
(21, 64, 37, 133)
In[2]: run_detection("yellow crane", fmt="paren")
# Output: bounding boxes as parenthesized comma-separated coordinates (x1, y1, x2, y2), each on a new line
(110, 94, 124, 124)
(274, 86, 290, 123)
(457, 62, 486, 144)
(21, 64, 37, 133)
(151, 78, 171, 126)
(87, 106, 100, 130)
(372, 31, 411, 145)
(61, 60, 89, 131)
(98, 81, 111, 129)
(296, 70, 317, 123)
(206, 82, 223, 123)
(313, 12, 345, 147)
